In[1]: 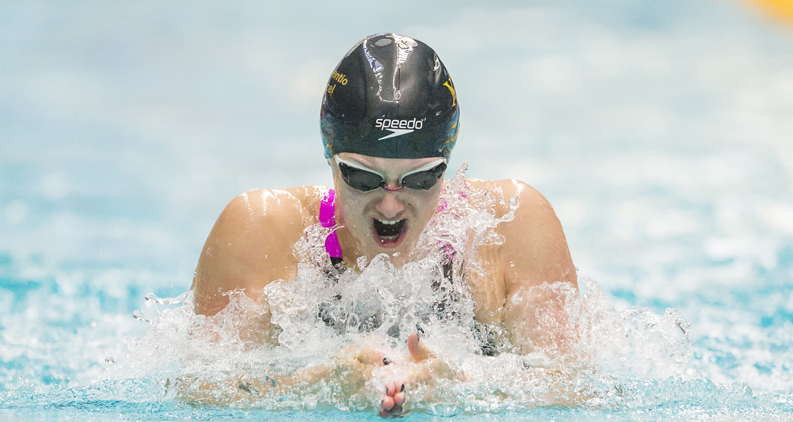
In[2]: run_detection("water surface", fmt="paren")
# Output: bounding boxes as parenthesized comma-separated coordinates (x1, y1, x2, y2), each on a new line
(1, 0, 792, 420)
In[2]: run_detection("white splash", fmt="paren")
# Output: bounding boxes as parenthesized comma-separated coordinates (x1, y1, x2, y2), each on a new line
(115, 164, 695, 414)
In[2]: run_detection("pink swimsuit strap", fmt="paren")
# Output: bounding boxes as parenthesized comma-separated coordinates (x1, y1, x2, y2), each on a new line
(320, 189, 342, 259)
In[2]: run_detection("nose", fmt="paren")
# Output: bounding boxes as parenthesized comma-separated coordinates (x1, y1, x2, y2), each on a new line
(375, 190, 405, 219)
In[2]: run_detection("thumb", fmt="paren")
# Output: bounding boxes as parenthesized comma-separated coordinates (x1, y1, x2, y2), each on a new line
(407, 333, 433, 362)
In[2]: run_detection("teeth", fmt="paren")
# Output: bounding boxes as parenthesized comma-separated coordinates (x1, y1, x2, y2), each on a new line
(377, 219, 400, 225)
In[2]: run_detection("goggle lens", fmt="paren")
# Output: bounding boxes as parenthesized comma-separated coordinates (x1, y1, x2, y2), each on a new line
(338, 162, 383, 191)
(337, 161, 447, 192)
(401, 163, 447, 190)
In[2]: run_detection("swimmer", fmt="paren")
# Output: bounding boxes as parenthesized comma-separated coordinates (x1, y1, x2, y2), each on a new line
(190, 33, 577, 416)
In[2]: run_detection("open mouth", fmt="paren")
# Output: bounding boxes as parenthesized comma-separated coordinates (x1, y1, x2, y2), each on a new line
(372, 218, 407, 248)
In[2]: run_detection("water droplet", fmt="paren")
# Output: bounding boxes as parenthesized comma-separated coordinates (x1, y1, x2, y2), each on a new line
(144, 292, 186, 305)
(132, 310, 151, 323)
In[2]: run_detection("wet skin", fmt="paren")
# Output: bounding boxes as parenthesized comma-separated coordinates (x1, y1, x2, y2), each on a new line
(378, 333, 463, 417)
(331, 153, 445, 268)
(190, 154, 577, 416)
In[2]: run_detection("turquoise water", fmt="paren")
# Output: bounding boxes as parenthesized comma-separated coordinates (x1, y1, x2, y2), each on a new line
(2, 0, 793, 420)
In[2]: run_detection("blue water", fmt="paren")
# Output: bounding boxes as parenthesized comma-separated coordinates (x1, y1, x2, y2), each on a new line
(2, 0, 793, 420)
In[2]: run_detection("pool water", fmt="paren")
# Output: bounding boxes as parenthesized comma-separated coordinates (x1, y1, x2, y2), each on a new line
(2, 0, 793, 420)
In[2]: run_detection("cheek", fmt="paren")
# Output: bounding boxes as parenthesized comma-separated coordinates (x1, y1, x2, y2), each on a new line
(335, 190, 371, 230)
(418, 201, 438, 221)
(409, 191, 442, 223)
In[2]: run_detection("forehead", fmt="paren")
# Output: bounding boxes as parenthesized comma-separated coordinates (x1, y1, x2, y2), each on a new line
(337, 152, 440, 172)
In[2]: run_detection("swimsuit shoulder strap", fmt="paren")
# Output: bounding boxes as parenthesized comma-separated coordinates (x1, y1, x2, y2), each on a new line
(320, 189, 344, 269)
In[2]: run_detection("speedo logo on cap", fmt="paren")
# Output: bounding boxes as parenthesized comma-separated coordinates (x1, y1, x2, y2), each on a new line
(375, 118, 424, 140)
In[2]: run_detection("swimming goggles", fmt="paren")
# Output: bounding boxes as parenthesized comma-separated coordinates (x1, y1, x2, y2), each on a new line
(333, 155, 447, 192)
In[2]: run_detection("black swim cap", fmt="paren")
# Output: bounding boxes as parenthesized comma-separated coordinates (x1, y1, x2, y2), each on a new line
(320, 33, 460, 160)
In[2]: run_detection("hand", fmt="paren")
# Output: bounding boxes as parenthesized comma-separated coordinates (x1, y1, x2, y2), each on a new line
(289, 339, 393, 396)
(378, 333, 463, 418)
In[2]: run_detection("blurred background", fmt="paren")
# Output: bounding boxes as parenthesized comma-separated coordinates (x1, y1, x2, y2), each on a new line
(1, 0, 792, 393)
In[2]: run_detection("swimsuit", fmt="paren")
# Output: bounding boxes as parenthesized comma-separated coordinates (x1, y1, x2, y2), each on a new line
(319, 189, 344, 270)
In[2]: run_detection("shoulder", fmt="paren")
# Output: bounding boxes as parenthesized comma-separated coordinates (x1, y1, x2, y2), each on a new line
(222, 186, 324, 225)
(464, 178, 551, 220)
(209, 186, 321, 252)
(467, 178, 576, 288)
(191, 185, 327, 315)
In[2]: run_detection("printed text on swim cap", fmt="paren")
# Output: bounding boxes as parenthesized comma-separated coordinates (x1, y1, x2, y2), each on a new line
(375, 118, 423, 130)
(331, 71, 348, 85)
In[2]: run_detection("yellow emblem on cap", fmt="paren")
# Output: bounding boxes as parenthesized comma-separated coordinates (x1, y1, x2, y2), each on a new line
(443, 78, 457, 107)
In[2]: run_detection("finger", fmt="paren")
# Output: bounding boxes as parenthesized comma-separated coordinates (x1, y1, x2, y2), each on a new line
(407, 333, 432, 362)
(391, 404, 403, 414)
(386, 381, 396, 396)
(379, 408, 388, 418)
(382, 395, 395, 410)
(394, 391, 405, 405)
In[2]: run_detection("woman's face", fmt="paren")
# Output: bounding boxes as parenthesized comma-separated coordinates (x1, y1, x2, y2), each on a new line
(331, 152, 445, 267)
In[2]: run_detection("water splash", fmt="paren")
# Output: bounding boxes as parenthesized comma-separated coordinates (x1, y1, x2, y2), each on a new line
(98, 164, 721, 416)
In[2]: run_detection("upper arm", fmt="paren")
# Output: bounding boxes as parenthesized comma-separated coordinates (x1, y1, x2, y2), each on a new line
(191, 188, 310, 316)
(497, 180, 576, 290)
(494, 180, 577, 352)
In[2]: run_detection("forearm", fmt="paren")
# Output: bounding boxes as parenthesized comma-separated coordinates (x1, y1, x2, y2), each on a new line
(172, 341, 386, 405)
